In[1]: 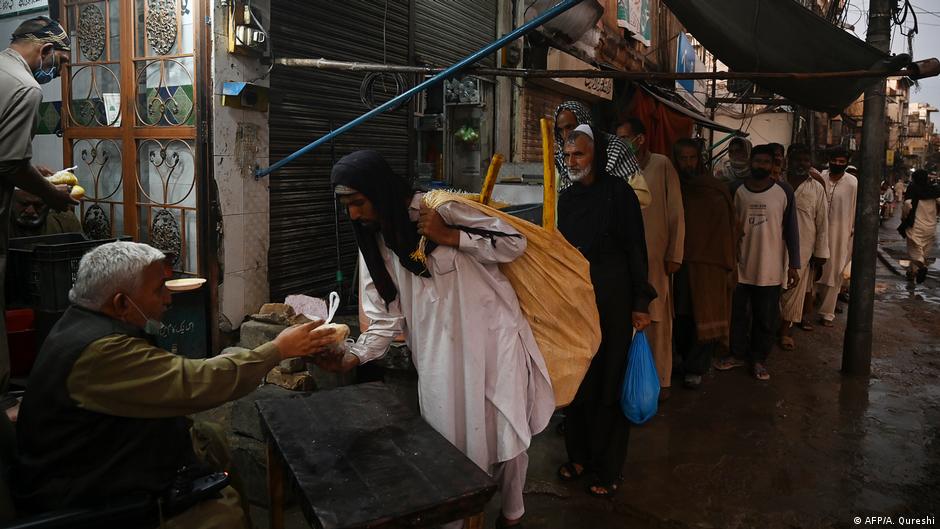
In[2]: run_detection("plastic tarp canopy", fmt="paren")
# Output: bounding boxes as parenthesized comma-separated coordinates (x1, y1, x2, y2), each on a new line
(662, 0, 911, 114)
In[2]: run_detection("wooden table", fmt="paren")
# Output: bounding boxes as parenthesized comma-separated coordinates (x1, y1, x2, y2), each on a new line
(257, 382, 496, 529)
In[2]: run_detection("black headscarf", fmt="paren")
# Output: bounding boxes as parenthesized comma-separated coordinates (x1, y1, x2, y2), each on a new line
(557, 126, 616, 256)
(330, 150, 434, 306)
(898, 169, 940, 238)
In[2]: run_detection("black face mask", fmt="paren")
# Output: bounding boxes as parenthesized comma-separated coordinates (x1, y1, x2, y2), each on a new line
(751, 167, 771, 180)
(829, 163, 847, 174)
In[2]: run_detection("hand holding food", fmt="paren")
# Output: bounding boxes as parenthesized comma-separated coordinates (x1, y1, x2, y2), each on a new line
(47, 167, 78, 186)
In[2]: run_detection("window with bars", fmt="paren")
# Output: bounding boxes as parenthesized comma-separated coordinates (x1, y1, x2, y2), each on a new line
(60, 0, 202, 275)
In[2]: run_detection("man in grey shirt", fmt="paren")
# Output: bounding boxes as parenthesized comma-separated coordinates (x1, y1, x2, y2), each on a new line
(1, 16, 76, 394)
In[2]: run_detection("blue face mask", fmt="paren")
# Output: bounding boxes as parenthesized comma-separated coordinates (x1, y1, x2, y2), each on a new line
(126, 296, 166, 336)
(33, 52, 57, 85)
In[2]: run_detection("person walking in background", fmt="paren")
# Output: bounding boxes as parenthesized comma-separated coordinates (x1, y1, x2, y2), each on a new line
(898, 169, 940, 284)
(894, 177, 907, 217)
(615, 118, 684, 399)
(671, 139, 736, 389)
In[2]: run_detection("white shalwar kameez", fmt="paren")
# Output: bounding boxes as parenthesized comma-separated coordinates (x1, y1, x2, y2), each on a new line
(780, 177, 829, 323)
(905, 197, 940, 273)
(817, 171, 857, 321)
(350, 194, 555, 524)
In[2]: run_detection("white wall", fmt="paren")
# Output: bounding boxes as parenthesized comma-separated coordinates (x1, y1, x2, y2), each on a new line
(713, 111, 794, 161)
(210, 0, 271, 329)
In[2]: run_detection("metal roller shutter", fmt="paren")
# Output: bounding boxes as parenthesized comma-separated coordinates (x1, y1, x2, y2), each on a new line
(414, 0, 497, 67)
(269, 0, 410, 303)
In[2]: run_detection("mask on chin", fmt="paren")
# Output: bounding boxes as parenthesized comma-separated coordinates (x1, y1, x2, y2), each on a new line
(750, 167, 771, 180)
(126, 296, 166, 336)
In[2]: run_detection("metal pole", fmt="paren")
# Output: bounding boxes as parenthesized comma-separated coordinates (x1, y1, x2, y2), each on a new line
(256, 0, 586, 178)
(273, 57, 937, 82)
(843, 0, 891, 375)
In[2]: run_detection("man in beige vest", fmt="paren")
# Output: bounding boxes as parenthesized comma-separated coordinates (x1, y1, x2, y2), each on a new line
(617, 119, 685, 399)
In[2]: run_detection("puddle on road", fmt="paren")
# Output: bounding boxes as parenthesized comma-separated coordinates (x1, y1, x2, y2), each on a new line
(875, 280, 940, 304)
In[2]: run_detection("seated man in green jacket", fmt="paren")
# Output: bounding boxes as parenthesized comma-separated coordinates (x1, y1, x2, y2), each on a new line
(9, 187, 83, 238)
(14, 241, 333, 528)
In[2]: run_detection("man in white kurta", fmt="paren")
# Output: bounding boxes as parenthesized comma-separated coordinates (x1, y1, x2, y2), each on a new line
(901, 170, 940, 283)
(905, 197, 939, 279)
(617, 119, 684, 392)
(779, 145, 829, 345)
(323, 150, 554, 528)
(816, 151, 857, 325)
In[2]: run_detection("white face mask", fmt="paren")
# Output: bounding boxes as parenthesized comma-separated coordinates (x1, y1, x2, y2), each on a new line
(126, 296, 165, 336)
(568, 166, 590, 182)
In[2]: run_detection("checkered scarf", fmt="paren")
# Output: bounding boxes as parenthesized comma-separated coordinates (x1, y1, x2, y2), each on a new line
(553, 101, 640, 191)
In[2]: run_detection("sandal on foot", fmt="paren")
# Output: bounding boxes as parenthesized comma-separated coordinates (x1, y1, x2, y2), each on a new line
(779, 336, 795, 350)
(714, 356, 746, 371)
(557, 462, 585, 482)
(799, 320, 814, 331)
(587, 480, 621, 499)
(753, 363, 771, 381)
(819, 318, 834, 328)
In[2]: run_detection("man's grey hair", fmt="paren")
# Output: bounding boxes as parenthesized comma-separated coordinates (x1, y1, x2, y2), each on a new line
(69, 241, 167, 309)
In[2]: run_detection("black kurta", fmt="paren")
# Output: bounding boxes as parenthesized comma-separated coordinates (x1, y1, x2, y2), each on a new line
(559, 175, 656, 405)
(558, 173, 656, 483)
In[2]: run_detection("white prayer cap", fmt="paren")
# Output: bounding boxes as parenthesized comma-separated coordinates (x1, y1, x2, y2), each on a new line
(573, 123, 594, 139)
(334, 184, 359, 195)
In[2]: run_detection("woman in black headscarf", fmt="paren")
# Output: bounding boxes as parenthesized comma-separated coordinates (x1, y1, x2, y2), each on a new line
(555, 125, 656, 498)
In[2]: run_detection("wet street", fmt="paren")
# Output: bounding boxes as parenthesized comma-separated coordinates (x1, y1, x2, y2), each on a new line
(516, 216, 940, 529)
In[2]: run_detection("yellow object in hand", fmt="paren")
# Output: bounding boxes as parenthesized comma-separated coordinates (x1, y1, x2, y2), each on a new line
(70, 185, 86, 200)
(48, 171, 79, 186)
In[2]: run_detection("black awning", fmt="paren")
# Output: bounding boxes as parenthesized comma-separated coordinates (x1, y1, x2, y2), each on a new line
(662, 0, 911, 114)
(640, 84, 742, 134)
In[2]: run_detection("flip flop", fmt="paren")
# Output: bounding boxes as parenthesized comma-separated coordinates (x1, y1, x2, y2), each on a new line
(779, 336, 795, 350)
(587, 480, 621, 499)
(819, 318, 834, 328)
(799, 320, 815, 331)
(714, 356, 746, 371)
(557, 462, 585, 482)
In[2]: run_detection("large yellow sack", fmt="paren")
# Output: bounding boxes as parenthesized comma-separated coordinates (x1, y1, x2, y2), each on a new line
(416, 190, 601, 407)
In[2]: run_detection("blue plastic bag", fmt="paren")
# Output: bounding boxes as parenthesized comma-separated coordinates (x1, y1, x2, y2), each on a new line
(620, 330, 660, 424)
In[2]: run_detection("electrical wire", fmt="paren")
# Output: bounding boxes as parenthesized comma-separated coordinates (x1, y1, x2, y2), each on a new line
(891, 0, 919, 57)
(359, 0, 408, 110)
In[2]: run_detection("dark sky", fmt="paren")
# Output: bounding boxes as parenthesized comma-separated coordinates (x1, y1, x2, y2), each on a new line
(849, 2, 940, 110)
